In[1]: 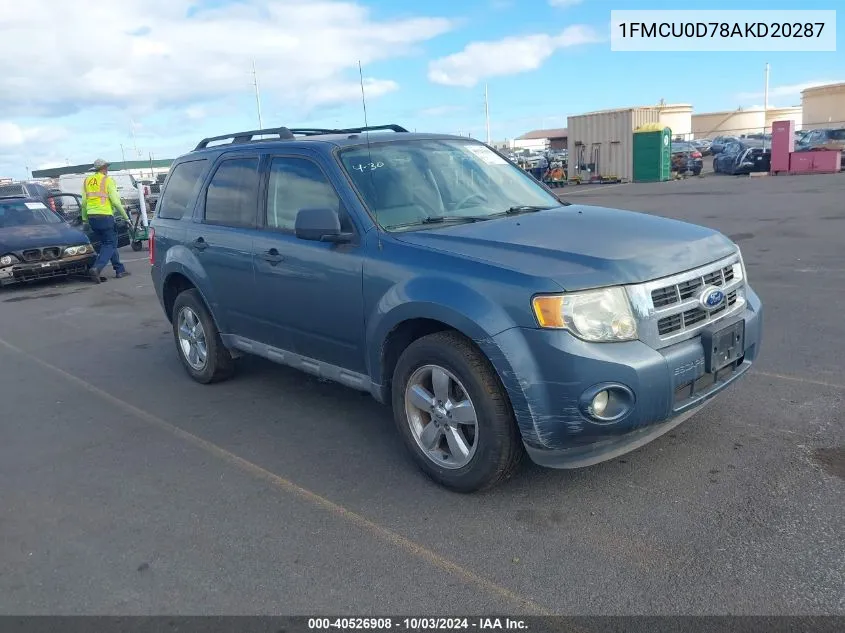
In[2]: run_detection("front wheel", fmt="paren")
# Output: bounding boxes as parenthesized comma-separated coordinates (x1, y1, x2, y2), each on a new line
(171, 289, 235, 384)
(391, 331, 524, 492)
(131, 240, 143, 252)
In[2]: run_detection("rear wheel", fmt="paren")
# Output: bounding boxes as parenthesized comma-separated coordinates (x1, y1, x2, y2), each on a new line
(172, 289, 234, 384)
(391, 331, 524, 492)
(131, 240, 143, 251)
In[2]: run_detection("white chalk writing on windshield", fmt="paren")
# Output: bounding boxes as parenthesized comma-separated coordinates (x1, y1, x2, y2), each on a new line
(351, 162, 385, 173)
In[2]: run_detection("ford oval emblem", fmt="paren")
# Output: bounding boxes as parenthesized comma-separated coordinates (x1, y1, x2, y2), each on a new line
(700, 286, 726, 310)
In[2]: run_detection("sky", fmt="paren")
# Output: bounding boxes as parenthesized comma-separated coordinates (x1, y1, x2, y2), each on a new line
(0, 0, 842, 179)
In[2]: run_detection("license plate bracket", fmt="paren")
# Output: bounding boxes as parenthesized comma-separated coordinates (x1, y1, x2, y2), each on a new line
(702, 318, 745, 373)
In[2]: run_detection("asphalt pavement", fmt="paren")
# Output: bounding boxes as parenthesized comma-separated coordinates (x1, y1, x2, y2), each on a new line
(1, 172, 843, 616)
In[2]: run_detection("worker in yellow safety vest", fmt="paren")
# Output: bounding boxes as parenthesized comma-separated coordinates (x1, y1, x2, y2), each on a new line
(80, 158, 131, 283)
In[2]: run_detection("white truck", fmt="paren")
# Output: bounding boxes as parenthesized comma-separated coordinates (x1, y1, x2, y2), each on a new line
(58, 171, 147, 216)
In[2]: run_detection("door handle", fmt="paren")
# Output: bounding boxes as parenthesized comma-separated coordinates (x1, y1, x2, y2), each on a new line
(192, 237, 208, 251)
(260, 248, 284, 264)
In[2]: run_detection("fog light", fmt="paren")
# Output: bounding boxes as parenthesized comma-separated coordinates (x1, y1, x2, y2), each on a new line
(591, 390, 609, 416)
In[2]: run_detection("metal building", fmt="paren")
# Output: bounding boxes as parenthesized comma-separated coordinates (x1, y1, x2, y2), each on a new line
(567, 107, 662, 183)
(656, 103, 693, 138)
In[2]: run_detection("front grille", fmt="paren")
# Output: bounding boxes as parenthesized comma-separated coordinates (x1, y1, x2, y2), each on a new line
(658, 290, 738, 336)
(22, 249, 42, 262)
(42, 247, 60, 260)
(651, 263, 735, 308)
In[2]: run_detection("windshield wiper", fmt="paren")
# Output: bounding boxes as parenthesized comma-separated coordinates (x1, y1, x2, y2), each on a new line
(387, 215, 491, 230)
(503, 205, 554, 215)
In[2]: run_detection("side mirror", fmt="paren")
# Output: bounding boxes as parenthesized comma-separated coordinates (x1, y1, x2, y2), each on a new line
(295, 208, 352, 243)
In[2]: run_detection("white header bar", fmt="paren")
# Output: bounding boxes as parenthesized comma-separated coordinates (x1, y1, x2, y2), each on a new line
(611, 10, 837, 52)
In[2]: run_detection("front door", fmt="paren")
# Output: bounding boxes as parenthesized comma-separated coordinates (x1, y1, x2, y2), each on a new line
(252, 153, 366, 373)
(184, 154, 262, 339)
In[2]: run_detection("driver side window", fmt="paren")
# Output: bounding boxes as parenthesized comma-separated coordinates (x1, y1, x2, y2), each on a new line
(266, 157, 344, 232)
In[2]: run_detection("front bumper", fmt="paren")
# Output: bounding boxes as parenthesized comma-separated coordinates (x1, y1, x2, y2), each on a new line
(489, 286, 763, 468)
(0, 255, 96, 286)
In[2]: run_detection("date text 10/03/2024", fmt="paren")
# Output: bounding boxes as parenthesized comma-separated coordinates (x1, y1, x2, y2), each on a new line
(307, 618, 528, 630)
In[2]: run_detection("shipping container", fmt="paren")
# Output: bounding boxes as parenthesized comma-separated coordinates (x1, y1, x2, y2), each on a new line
(567, 107, 662, 183)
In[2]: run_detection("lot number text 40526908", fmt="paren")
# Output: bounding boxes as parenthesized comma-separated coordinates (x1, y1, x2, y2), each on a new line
(307, 618, 528, 630)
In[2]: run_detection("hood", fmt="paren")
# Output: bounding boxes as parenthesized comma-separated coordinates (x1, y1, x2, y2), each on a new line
(393, 205, 737, 290)
(0, 222, 89, 253)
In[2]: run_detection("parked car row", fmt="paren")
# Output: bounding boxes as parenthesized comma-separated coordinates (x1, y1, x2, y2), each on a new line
(0, 183, 132, 286)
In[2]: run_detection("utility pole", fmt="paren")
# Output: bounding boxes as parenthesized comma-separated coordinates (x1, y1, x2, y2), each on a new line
(252, 59, 264, 130)
(484, 83, 491, 145)
(764, 62, 770, 111)
(120, 144, 127, 164)
(130, 120, 140, 158)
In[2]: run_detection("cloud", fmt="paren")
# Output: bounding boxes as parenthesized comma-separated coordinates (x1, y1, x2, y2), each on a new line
(0, 122, 68, 151)
(0, 0, 454, 118)
(427, 25, 602, 87)
(300, 78, 399, 110)
(418, 105, 467, 117)
(736, 79, 844, 102)
(549, 0, 583, 7)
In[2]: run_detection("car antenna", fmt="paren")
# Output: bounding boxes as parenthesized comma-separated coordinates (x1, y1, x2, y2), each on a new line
(358, 60, 381, 248)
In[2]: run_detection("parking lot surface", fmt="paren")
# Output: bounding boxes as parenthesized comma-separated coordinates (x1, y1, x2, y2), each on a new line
(2, 173, 843, 616)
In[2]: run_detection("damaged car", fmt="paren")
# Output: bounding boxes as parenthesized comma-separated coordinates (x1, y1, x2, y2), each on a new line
(0, 197, 96, 286)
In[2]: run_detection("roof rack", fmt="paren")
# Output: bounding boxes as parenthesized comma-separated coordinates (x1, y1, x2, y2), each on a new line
(328, 124, 409, 135)
(288, 125, 409, 136)
(193, 124, 410, 151)
(194, 127, 295, 150)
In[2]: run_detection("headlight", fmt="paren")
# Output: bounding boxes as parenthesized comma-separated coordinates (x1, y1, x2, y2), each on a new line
(1, 254, 16, 266)
(532, 287, 638, 342)
(64, 245, 92, 256)
(733, 248, 747, 283)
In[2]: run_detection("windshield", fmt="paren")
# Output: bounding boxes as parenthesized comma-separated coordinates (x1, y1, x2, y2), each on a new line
(337, 139, 561, 231)
(0, 201, 63, 228)
(828, 129, 845, 141)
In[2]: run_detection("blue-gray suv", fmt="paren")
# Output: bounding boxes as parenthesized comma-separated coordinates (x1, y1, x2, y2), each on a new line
(150, 125, 763, 492)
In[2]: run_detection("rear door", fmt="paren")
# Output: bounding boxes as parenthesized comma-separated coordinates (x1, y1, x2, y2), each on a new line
(184, 154, 263, 338)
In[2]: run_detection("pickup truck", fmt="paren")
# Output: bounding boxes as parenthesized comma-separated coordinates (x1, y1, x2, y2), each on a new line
(150, 125, 763, 492)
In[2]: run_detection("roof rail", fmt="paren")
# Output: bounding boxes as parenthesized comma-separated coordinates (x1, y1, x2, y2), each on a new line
(330, 124, 409, 134)
(194, 126, 295, 150)
(287, 128, 341, 136)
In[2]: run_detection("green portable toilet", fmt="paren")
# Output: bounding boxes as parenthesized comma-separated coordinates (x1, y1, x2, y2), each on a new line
(633, 127, 672, 182)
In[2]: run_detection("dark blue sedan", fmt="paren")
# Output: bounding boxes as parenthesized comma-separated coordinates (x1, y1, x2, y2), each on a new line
(0, 197, 96, 286)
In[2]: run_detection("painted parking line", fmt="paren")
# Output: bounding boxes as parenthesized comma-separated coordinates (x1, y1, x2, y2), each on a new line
(0, 335, 557, 618)
(752, 370, 844, 391)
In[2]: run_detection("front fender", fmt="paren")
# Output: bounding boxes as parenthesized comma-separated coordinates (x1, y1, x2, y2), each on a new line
(366, 274, 522, 380)
(161, 244, 227, 332)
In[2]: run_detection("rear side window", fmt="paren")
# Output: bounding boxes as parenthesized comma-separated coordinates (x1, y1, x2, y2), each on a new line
(157, 159, 207, 220)
(204, 157, 260, 227)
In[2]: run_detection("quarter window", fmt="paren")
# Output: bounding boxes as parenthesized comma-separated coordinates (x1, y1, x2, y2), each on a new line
(157, 159, 207, 220)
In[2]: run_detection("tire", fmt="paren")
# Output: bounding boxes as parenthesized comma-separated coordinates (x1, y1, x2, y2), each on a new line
(713, 160, 719, 174)
(131, 240, 143, 252)
(693, 168, 702, 176)
(171, 288, 235, 384)
(391, 331, 524, 492)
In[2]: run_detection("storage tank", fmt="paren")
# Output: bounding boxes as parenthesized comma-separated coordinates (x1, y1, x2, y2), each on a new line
(657, 104, 693, 139)
(801, 82, 845, 130)
(692, 108, 766, 139)
(567, 106, 662, 183)
(764, 106, 803, 131)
